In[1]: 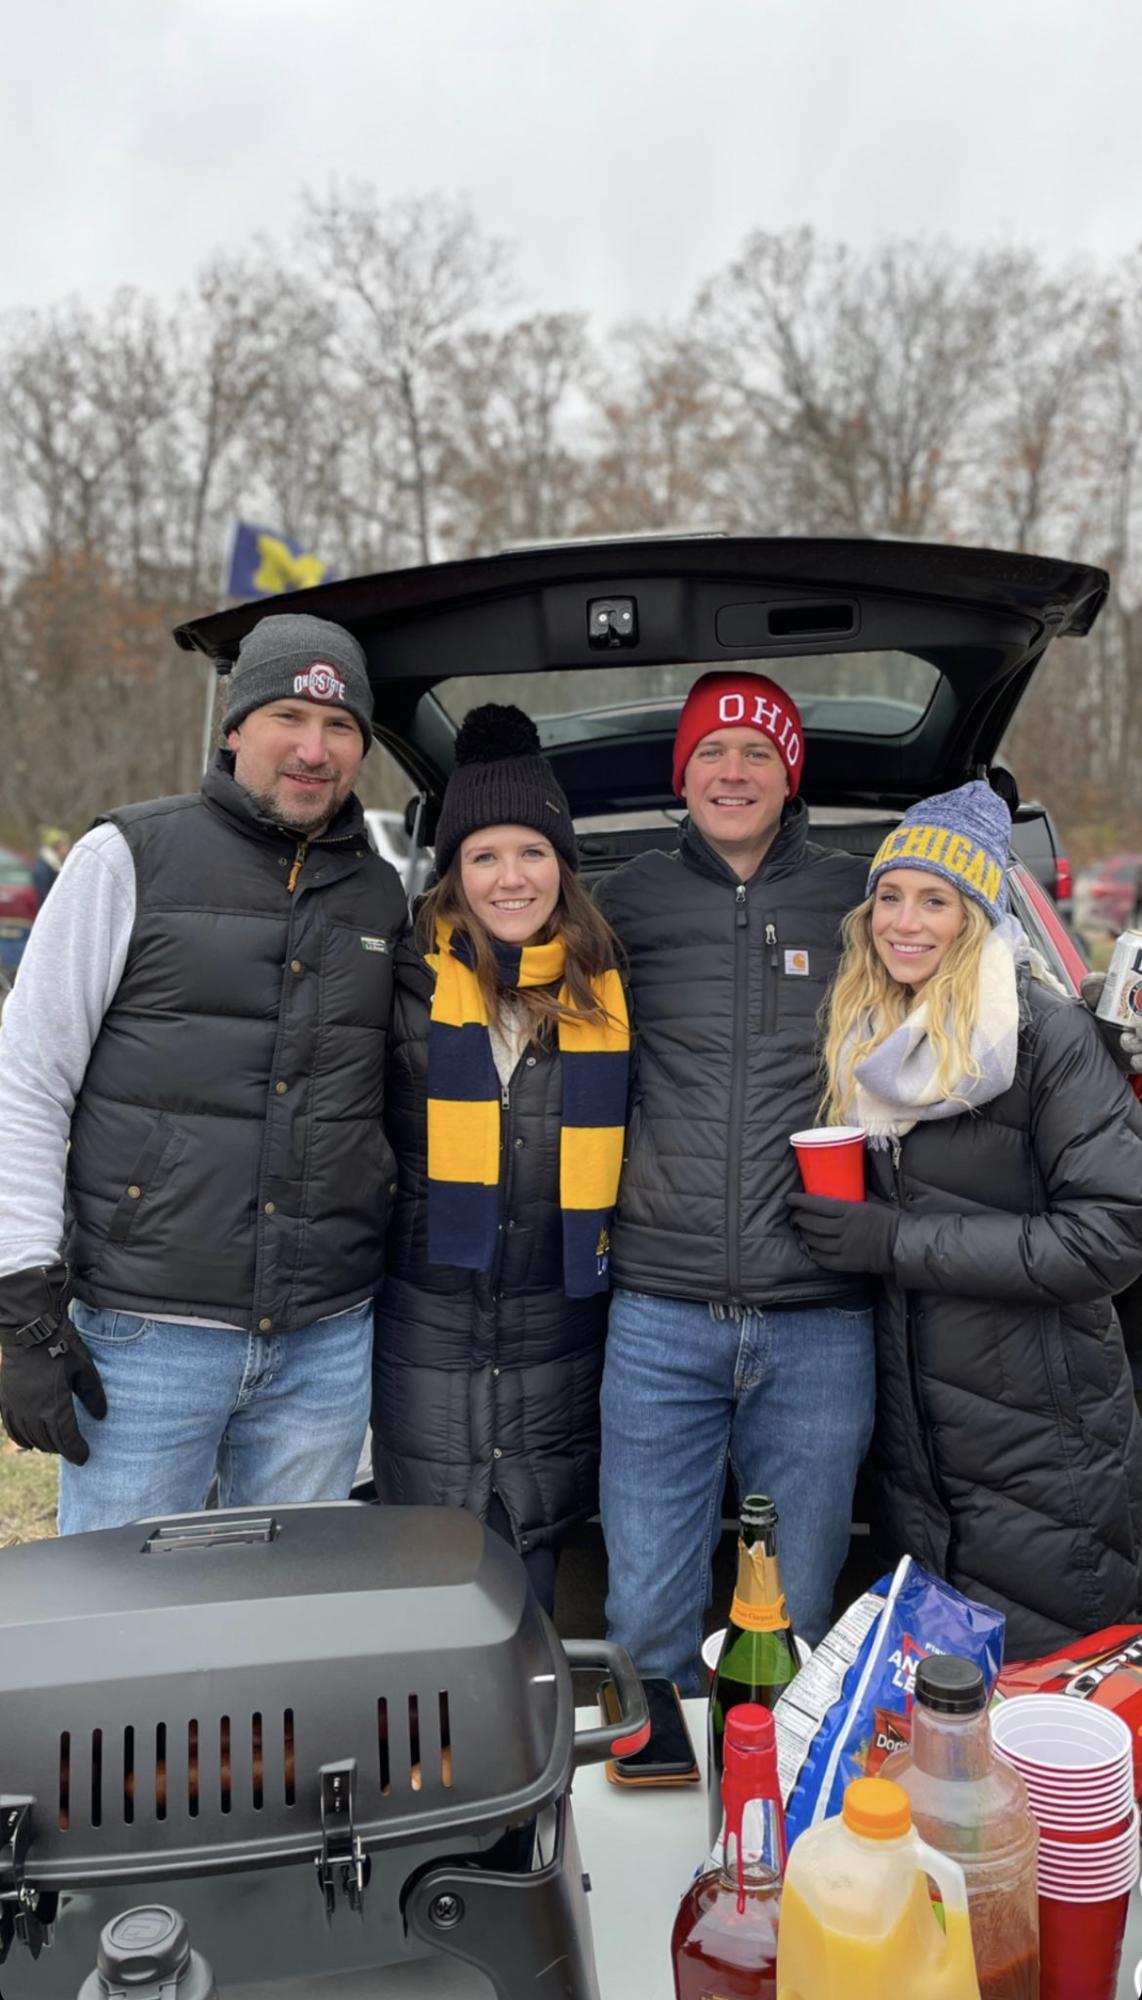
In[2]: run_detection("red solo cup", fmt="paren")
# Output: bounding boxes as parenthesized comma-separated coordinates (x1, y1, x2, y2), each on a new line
(992, 1695, 1133, 1773)
(790, 1126, 866, 1200)
(1039, 1887, 1130, 2000)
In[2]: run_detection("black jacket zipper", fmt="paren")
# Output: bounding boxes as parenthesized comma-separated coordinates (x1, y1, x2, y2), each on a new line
(762, 919, 779, 1034)
(489, 1073, 518, 1299)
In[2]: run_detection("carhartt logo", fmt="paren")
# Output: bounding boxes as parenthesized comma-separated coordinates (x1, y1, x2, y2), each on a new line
(785, 949, 810, 976)
(360, 936, 388, 954)
(293, 661, 345, 703)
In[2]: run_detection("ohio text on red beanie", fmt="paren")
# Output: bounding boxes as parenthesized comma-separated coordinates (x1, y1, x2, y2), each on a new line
(672, 673, 804, 798)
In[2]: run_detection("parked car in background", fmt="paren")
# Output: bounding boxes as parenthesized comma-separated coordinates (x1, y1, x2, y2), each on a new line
(1075, 852, 1142, 939)
(1009, 802, 1074, 914)
(0, 844, 38, 981)
(363, 806, 433, 901)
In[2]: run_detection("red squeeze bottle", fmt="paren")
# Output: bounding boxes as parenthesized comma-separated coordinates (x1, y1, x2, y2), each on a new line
(671, 1704, 786, 2000)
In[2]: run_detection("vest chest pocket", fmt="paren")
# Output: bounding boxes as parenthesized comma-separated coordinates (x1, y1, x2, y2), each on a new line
(323, 921, 398, 1023)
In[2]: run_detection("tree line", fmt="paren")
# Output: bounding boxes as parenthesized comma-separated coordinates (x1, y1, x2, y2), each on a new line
(1, 187, 1140, 858)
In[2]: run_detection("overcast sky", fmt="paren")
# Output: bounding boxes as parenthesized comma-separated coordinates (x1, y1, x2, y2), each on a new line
(5, 0, 1142, 331)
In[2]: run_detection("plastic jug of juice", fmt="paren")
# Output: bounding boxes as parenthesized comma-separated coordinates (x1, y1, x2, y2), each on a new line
(776, 1777, 981, 2000)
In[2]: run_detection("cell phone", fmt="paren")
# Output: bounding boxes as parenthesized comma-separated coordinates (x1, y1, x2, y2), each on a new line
(598, 1674, 700, 1786)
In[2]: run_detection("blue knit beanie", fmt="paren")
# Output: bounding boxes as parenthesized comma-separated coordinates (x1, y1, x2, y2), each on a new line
(866, 780, 1011, 924)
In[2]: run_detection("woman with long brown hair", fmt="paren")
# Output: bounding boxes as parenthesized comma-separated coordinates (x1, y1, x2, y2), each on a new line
(372, 705, 628, 1614)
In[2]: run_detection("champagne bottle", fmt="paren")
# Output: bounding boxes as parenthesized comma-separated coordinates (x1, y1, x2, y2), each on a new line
(707, 1494, 800, 1846)
(672, 1704, 786, 2000)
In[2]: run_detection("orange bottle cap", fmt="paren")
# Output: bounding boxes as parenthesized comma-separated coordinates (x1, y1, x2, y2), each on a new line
(842, 1777, 912, 1841)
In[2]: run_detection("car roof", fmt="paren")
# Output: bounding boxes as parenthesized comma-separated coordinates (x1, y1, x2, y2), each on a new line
(175, 535, 1107, 816)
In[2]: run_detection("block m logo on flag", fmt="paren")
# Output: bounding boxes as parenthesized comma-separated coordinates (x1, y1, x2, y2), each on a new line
(225, 521, 333, 600)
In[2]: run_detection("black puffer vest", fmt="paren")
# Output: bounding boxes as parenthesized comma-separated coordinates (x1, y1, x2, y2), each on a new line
(372, 943, 607, 1551)
(68, 754, 407, 1332)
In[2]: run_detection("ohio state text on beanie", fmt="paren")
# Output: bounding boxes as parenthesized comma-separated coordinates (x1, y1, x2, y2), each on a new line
(221, 613, 374, 753)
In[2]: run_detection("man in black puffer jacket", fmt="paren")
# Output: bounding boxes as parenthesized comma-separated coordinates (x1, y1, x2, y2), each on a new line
(596, 672, 875, 1690)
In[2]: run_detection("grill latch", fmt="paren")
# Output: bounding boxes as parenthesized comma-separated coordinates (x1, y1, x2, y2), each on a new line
(314, 1761, 369, 1921)
(0, 1795, 56, 1964)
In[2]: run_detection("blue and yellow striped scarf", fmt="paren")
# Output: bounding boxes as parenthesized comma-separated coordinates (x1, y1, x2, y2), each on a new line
(425, 922, 629, 1297)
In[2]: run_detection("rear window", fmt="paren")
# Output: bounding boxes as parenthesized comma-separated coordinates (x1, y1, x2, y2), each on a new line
(434, 652, 940, 746)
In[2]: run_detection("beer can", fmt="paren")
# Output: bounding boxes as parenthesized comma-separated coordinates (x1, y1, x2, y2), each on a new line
(1096, 929, 1142, 1028)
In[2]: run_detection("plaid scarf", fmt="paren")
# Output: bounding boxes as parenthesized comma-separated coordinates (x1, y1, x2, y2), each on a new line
(425, 922, 629, 1296)
(839, 915, 1031, 1146)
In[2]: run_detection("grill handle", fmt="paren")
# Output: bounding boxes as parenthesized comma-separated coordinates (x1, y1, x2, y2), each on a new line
(562, 1639, 651, 1767)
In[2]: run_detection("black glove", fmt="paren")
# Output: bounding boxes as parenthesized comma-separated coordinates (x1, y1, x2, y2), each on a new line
(0, 1263, 107, 1466)
(1081, 972, 1142, 1075)
(787, 1192, 899, 1276)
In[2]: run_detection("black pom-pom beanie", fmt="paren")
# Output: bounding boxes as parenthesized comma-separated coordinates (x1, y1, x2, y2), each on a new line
(433, 704, 577, 875)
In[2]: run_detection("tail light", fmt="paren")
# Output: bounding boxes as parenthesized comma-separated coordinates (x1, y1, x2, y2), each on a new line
(1054, 857, 1073, 902)
(0, 886, 38, 922)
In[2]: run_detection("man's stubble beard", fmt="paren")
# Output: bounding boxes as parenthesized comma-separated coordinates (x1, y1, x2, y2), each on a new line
(245, 778, 341, 840)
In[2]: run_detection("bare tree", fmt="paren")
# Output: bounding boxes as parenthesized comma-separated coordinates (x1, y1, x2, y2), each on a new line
(435, 311, 594, 554)
(300, 186, 512, 563)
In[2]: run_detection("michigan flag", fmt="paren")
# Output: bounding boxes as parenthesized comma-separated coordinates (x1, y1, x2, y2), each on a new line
(225, 521, 333, 600)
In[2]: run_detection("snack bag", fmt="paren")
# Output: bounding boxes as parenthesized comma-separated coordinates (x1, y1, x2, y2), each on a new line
(775, 1554, 1005, 1847)
(995, 1626, 1142, 1798)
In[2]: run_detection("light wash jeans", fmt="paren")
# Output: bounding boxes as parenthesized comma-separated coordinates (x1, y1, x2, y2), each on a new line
(58, 1300, 374, 1535)
(600, 1287, 875, 1694)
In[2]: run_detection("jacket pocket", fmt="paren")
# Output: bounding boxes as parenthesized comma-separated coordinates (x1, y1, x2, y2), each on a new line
(757, 915, 830, 1035)
(104, 1116, 190, 1247)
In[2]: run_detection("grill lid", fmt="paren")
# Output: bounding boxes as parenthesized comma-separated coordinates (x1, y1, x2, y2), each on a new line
(0, 1505, 575, 1895)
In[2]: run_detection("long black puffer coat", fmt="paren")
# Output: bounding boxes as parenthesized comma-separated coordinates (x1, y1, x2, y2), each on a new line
(372, 942, 607, 1554)
(870, 972, 1142, 1659)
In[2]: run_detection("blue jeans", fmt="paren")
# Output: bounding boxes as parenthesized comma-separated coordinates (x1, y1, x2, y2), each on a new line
(600, 1288, 875, 1694)
(58, 1301, 374, 1535)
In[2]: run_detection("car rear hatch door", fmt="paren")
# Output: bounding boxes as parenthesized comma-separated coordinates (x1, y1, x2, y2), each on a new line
(174, 536, 1107, 817)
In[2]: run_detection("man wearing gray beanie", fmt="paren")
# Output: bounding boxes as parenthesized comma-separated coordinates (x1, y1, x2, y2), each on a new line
(0, 612, 408, 1534)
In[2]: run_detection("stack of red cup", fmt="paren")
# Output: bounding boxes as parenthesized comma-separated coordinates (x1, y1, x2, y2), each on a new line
(991, 1694, 1139, 2000)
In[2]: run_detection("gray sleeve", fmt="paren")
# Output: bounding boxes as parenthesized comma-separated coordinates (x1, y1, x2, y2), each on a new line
(0, 825, 136, 1278)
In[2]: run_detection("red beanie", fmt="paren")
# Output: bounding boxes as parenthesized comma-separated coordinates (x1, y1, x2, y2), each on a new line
(672, 673, 804, 798)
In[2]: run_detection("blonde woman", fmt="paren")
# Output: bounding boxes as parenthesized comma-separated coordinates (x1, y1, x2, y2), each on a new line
(789, 781, 1142, 1657)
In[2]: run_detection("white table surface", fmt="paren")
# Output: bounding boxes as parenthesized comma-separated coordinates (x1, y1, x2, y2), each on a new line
(9, 1702, 1142, 1997)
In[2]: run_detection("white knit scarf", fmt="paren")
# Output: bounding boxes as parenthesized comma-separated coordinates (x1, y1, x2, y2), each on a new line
(839, 916, 1051, 1147)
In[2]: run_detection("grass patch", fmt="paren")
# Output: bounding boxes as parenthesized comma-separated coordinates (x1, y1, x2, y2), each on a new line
(0, 1426, 58, 1543)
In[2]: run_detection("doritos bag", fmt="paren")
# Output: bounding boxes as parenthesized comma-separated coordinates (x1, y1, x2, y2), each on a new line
(995, 1626, 1142, 1799)
(776, 1554, 1005, 1847)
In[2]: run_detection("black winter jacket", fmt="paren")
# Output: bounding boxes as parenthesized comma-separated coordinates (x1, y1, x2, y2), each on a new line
(70, 755, 406, 1332)
(870, 974, 1142, 1659)
(597, 800, 868, 1307)
(372, 943, 607, 1552)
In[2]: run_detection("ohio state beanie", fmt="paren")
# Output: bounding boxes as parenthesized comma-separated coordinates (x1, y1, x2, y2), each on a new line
(221, 613, 373, 753)
(672, 673, 804, 798)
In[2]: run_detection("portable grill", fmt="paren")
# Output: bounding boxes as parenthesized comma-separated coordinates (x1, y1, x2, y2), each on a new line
(0, 1503, 648, 1998)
